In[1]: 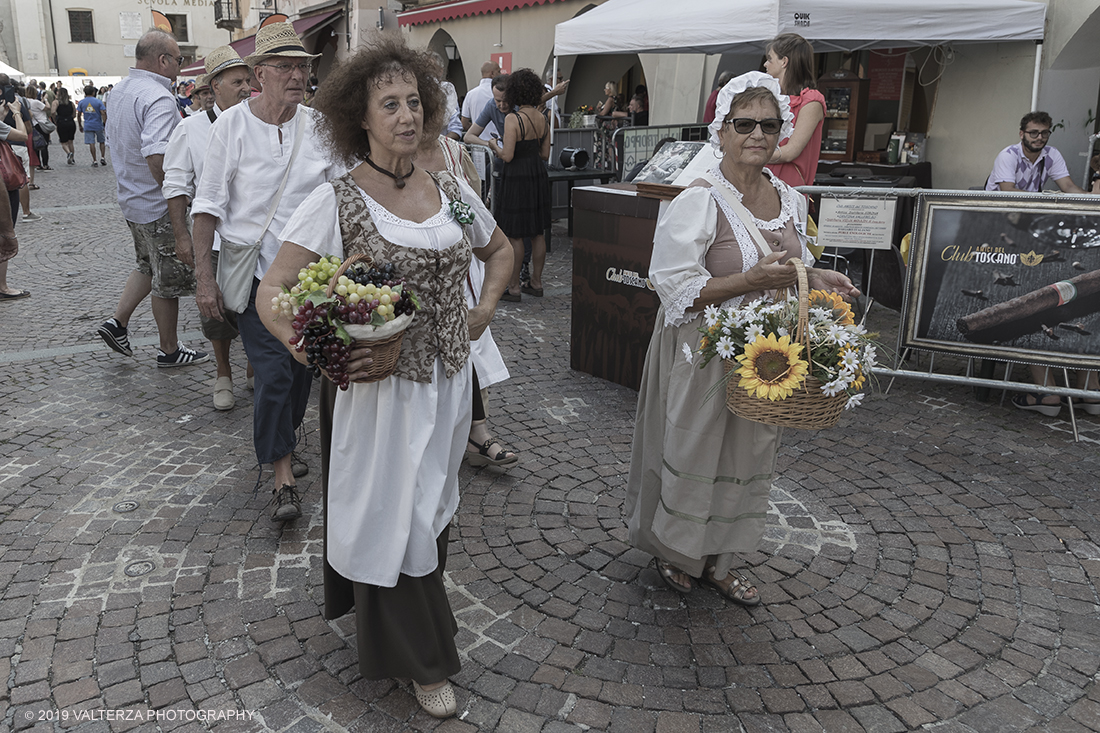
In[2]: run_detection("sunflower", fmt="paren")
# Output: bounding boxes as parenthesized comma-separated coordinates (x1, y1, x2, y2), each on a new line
(809, 290, 855, 326)
(734, 333, 808, 400)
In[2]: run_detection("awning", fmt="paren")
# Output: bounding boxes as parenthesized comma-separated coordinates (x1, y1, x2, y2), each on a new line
(181, 9, 341, 75)
(554, 0, 1046, 56)
(398, 0, 565, 28)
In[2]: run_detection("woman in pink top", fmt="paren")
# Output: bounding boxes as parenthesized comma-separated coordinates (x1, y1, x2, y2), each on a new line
(764, 33, 825, 187)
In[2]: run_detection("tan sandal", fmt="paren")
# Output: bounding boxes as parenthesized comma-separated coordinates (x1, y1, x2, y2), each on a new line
(702, 568, 761, 606)
(654, 558, 692, 593)
(413, 680, 457, 718)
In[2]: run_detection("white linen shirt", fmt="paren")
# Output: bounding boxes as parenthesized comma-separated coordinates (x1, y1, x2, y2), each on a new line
(106, 68, 182, 224)
(162, 104, 223, 250)
(191, 102, 345, 280)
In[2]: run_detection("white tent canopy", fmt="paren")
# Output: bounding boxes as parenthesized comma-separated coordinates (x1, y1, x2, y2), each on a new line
(0, 59, 24, 80)
(553, 0, 1046, 57)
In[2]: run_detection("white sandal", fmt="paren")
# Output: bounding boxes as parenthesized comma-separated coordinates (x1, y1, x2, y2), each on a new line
(412, 680, 457, 718)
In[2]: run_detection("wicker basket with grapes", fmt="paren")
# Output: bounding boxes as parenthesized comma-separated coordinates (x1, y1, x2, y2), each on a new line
(272, 254, 420, 389)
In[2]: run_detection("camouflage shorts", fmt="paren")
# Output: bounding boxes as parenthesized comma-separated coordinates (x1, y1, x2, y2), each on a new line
(127, 213, 196, 299)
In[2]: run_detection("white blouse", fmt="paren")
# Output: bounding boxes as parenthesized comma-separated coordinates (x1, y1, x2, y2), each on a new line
(650, 168, 812, 327)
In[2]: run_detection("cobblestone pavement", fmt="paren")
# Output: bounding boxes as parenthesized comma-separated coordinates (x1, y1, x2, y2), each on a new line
(2, 159, 1100, 733)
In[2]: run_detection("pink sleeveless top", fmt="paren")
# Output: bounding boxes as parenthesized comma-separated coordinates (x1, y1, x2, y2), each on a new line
(767, 88, 825, 188)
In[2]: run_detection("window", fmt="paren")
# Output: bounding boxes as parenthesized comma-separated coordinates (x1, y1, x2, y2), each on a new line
(165, 14, 189, 43)
(68, 9, 94, 43)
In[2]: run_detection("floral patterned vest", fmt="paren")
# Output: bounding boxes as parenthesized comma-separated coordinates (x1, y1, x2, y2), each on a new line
(330, 170, 472, 383)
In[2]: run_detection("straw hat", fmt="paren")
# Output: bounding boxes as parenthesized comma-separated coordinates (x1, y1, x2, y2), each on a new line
(204, 45, 248, 79)
(244, 22, 319, 66)
(193, 74, 210, 92)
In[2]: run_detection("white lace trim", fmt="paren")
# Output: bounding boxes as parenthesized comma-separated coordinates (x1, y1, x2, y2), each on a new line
(664, 275, 710, 328)
(706, 165, 801, 274)
(707, 165, 796, 231)
(357, 184, 452, 228)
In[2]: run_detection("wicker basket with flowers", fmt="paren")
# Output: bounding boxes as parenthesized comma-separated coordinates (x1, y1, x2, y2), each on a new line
(690, 259, 878, 429)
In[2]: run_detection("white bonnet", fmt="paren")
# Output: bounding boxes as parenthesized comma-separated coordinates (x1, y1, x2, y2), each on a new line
(707, 71, 794, 150)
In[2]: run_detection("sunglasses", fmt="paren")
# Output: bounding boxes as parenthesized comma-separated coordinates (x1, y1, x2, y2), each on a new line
(162, 54, 184, 66)
(724, 117, 783, 135)
(259, 62, 313, 74)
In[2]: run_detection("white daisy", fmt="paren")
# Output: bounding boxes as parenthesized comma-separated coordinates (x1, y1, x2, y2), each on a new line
(826, 324, 850, 345)
(863, 345, 878, 366)
(845, 393, 865, 410)
(704, 305, 720, 328)
(777, 326, 789, 338)
(716, 336, 735, 359)
(821, 379, 845, 397)
(682, 342, 694, 364)
(745, 324, 765, 343)
(840, 350, 860, 370)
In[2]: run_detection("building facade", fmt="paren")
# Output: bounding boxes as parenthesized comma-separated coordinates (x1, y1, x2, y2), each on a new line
(400, 0, 1100, 191)
(0, 0, 367, 78)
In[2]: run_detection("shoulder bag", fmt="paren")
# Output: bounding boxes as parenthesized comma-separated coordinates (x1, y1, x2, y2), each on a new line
(216, 110, 304, 314)
(0, 140, 27, 191)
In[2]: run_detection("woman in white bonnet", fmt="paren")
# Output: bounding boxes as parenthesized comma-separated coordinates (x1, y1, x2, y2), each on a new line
(624, 71, 858, 604)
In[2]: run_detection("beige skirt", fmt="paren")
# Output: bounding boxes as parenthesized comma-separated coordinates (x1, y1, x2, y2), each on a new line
(624, 307, 781, 578)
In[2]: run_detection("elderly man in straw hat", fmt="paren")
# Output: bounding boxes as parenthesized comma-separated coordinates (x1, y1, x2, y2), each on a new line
(164, 46, 255, 411)
(192, 23, 344, 521)
(97, 29, 210, 368)
(188, 74, 215, 113)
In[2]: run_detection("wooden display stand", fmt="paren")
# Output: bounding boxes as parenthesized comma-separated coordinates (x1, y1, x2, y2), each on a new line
(818, 72, 869, 163)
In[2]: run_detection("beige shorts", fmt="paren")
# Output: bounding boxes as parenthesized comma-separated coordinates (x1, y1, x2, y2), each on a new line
(11, 145, 28, 175)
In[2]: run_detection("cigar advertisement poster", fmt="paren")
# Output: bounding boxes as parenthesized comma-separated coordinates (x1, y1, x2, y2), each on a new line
(901, 192, 1100, 369)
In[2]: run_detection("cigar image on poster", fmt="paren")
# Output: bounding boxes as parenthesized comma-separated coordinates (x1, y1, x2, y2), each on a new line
(901, 193, 1100, 370)
(957, 269, 1100, 335)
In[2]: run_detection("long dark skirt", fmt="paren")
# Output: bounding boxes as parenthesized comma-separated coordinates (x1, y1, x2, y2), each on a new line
(319, 378, 461, 684)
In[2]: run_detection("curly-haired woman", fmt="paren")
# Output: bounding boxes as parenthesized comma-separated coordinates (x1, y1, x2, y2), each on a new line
(258, 38, 513, 719)
(497, 67, 551, 301)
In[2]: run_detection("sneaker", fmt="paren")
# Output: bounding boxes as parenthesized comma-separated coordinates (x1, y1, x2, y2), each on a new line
(67, 153, 74, 165)
(213, 376, 234, 411)
(96, 318, 133, 357)
(92, 161, 98, 167)
(272, 484, 302, 522)
(157, 342, 210, 368)
(22, 212, 41, 222)
(291, 452, 308, 478)
(100, 159, 107, 166)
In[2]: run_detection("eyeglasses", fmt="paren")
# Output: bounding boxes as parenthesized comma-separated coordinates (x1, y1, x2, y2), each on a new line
(1022, 128, 1051, 139)
(162, 54, 184, 66)
(259, 62, 313, 74)
(724, 117, 783, 135)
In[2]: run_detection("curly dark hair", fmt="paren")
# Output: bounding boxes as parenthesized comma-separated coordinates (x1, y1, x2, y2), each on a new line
(503, 68, 544, 109)
(313, 37, 446, 166)
(1020, 111, 1052, 131)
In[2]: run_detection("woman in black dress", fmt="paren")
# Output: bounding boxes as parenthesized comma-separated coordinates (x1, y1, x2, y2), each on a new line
(498, 68, 550, 301)
(55, 88, 77, 165)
